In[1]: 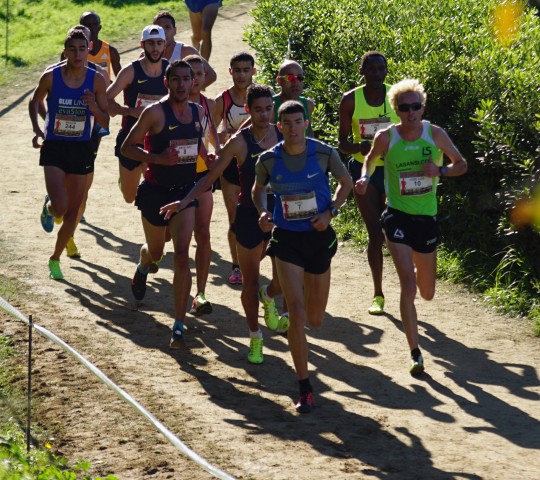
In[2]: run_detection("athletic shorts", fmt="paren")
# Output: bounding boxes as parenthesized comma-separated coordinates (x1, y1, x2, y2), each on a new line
(135, 180, 198, 227)
(184, 0, 222, 13)
(115, 129, 142, 171)
(266, 226, 338, 275)
(231, 204, 271, 249)
(39, 139, 94, 175)
(221, 157, 240, 186)
(381, 207, 439, 254)
(348, 159, 384, 195)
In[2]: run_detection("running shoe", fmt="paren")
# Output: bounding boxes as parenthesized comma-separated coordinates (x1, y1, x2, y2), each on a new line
(276, 312, 290, 334)
(368, 296, 385, 315)
(295, 391, 314, 414)
(190, 293, 213, 316)
(410, 353, 425, 376)
(247, 337, 263, 364)
(54, 216, 63, 225)
(228, 267, 243, 285)
(80, 214, 87, 224)
(48, 259, 64, 280)
(258, 285, 279, 330)
(169, 321, 186, 349)
(65, 237, 81, 258)
(131, 267, 147, 301)
(40, 195, 54, 233)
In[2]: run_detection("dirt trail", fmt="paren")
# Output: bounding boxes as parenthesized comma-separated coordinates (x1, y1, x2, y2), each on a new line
(1, 3, 539, 479)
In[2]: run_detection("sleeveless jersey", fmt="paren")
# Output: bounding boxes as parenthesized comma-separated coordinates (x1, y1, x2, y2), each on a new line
(44, 66, 95, 142)
(220, 89, 249, 133)
(196, 93, 212, 173)
(144, 101, 202, 189)
(237, 125, 282, 208)
(168, 41, 185, 62)
(122, 59, 169, 131)
(352, 84, 399, 166)
(88, 41, 112, 77)
(270, 139, 332, 231)
(273, 95, 312, 135)
(385, 120, 443, 216)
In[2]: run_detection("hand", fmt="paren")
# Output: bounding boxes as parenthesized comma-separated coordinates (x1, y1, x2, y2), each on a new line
(206, 152, 217, 170)
(160, 201, 182, 220)
(32, 129, 44, 149)
(359, 140, 371, 156)
(158, 147, 181, 166)
(354, 176, 369, 195)
(258, 211, 274, 232)
(82, 89, 98, 112)
(422, 157, 439, 177)
(310, 210, 331, 232)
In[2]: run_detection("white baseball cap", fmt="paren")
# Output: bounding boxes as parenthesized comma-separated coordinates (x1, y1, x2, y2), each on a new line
(141, 25, 165, 42)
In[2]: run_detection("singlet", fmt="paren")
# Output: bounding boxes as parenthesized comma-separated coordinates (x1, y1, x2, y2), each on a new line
(385, 120, 443, 216)
(269, 139, 332, 231)
(196, 93, 212, 173)
(88, 41, 112, 78)
(44, 66, 95, 142)
(237, 125, 282, 208)
(219, 89, 249, 134)
(273, 95, 312, 135)
(122, 59, 169, 131)
(351, 84, 399, 166)
(168, 42, 185, 62)
(144, 101, 203, 189)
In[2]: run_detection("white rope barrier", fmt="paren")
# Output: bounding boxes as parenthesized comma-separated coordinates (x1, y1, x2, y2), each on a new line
(0, 295, 236, 480)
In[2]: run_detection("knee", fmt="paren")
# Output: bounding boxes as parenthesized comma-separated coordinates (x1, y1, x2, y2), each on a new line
(401, 279, 418, 302)
(173, 247, 189, 267)
(419, 285, 435, 301)
(194, 225, 210, 246)
(148, 246, 164, 263)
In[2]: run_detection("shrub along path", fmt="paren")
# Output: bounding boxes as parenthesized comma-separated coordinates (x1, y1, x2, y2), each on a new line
(1, 3, 539, 479)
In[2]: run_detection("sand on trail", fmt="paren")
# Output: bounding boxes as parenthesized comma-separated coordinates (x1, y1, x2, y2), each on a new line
(1, 3, 539, 479)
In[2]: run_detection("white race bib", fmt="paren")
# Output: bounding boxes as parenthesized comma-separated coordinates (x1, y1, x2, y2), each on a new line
(171, 138, 198, 164)
(280, 191, 318, 220)
(359, 117, 391, 139)
(399, 171, 433, 196)
(135, 93, 162, 109)
(53, 114, 85, 137)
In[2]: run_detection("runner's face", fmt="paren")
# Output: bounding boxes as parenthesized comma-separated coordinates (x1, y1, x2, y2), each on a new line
(167, 67, 193, 102)
(189, 62, 205, 95)
(143, 39, 165, 63)
(278, 64, 304, 99)
(155, 18, 176, 45)
(396, 91, 425, 125)
(360, 56, 387, 86)
(80, 14, 101, 40)
(64, 38, 89, 67)
(229, 61, 254, 89)
(249, 97, 274, 129)
(278, 112, 307, 145)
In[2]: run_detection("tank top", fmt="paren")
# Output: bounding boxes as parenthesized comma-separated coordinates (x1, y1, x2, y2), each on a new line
(196, 93, 212, 173)
(144, 101, 202, 189)
(385, 120, 443, 216)
(270, 139, 332, 231)
(88, 40, 112, 77)
(273, 95, 312, 135)
(122, 59, 169, 131)
(220, 89, 249, 133)
(168, 41, 185, 62)
(237, 125, 282, 209)
(351, 84, 399, 166)
(45, 66, 95, 142)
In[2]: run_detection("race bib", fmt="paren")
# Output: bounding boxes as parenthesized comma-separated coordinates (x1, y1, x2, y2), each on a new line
(53, 114, 85, 137)
(359, 117, 391, 139)
(171, 138, 198, 164)
(281, 191, 318, 220)
(135, 93, 162, 109)
(399, 171, 433, 196)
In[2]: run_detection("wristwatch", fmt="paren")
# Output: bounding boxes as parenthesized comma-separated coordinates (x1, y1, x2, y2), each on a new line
(329, 206, 339, 218)
(439, 165, 448, 177)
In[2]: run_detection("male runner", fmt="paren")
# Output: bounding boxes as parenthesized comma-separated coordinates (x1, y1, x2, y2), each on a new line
(29, 27, 109, 279)
(338, 51, 399, 315)
(107, 25, 168, 204)
(153, 10, 216, 88)
(184, 0, 222, 60)
(80, 11, 121, 78)
(214, 51, 256, 284)
(121, 60, 207, 349)
(161, 84, 287, 363)
(355, 78, 467, 375)
(252, 101, 352, 413)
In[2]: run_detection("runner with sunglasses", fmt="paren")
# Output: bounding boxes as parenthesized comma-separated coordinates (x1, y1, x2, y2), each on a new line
(355, 78, 467, 375)
(338, 51, 399, 316)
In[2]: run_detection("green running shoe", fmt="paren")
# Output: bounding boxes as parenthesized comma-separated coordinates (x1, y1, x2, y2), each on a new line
(48, 259, 64, 280)
(247, 337, 263, 364)
(258, 285, 279, 330)
(368, 296, 385, 315)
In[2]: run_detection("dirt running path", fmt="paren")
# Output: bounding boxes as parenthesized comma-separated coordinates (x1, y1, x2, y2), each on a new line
(1, 3, 539, 479)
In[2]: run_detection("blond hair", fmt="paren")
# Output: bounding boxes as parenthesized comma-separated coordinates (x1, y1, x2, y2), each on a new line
(388, 79, 427, 111)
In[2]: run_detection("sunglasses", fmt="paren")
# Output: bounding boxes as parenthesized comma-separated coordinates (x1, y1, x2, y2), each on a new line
(279, 74, 305, 82)
(397, 102, 423, 112)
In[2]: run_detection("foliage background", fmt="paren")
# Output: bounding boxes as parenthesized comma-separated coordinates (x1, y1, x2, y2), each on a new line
(246, 0, 540, 326)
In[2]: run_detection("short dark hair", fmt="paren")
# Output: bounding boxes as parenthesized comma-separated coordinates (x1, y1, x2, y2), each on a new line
(183, 54, 204, 66)
(64, 27, 89, 49)
(165, 60, 193, 81)
(153, 10, 175, 27)
(360, 51, 387, 70)
(230, 51, 255, 67)
(80, 11, 100, 25)
(278, 100, 305, 122)
(246, 84, 273, 108)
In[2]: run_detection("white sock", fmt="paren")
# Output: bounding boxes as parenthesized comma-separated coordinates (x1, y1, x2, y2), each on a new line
(260, 285, 271, 301)
(249, 329, 263, 339)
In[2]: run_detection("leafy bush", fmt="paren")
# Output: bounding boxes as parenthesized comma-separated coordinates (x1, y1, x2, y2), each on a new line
(246, 0, 540, 326)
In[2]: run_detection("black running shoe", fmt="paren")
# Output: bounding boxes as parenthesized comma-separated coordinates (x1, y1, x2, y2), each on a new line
(295, 392, 314, 414)
(131, 268, 147, 300)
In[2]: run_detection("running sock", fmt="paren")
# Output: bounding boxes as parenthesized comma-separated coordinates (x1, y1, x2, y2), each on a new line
(298, 377, 312, 395)
(249, 329, 263, 339)
(260, 285, 271, 301)
(232, 264, 240, 270)
(137, 263, 150, 275)
(411, 347, 421, 361)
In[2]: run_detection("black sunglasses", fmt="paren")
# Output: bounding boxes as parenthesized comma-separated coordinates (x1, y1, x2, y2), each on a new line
(397, 102, 423, 112)
(279, 74, 305, 82)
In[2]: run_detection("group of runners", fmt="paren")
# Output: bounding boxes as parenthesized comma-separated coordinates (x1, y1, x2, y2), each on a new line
(28, 9, 467, 414)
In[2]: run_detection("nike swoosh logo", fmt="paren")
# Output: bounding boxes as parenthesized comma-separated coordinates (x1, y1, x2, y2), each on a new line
(137, 79, 148, 84)
(251, 153, 260, 159)
(169, 125, 179, 130)
(307, 172, 319, 179)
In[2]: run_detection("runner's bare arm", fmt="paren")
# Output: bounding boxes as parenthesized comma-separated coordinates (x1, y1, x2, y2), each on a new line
(355, 128, 389, 195)
(110, 45, 122, 77)
(84, 72, 109, 128)
(306, 97, 315, 138)
(338, 89, 369, 156)
(28, 71, 53, 147)
(106, 64, 138, 117)
(424, 125, 468, 178)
